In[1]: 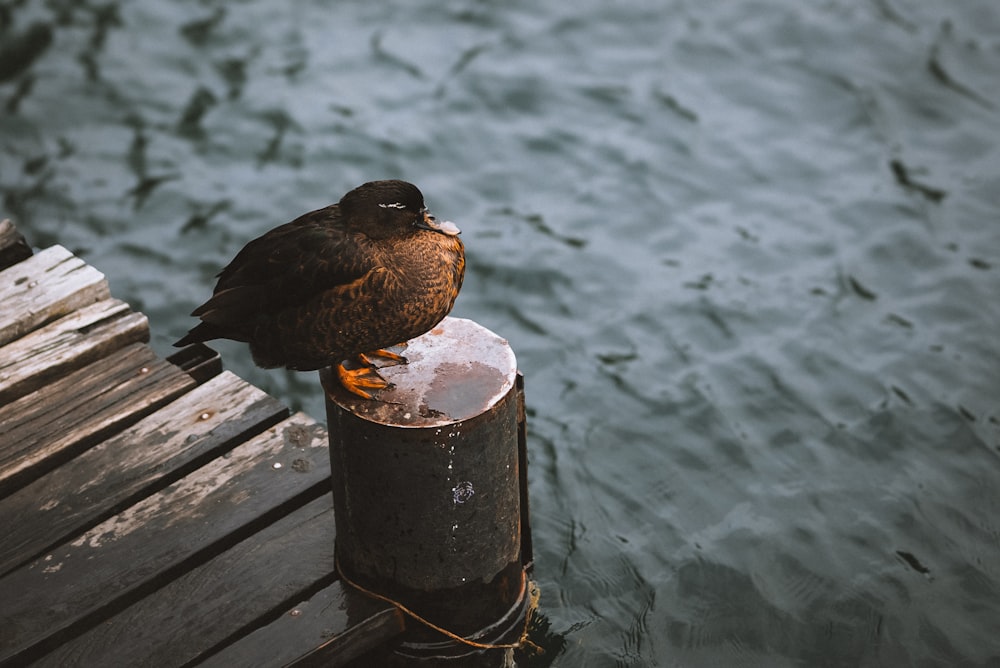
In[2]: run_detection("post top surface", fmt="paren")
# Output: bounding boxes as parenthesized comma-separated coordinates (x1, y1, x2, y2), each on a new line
(323, 317, 517, 427)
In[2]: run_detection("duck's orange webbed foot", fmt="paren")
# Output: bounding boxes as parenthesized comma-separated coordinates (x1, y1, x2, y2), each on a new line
(336, 359, 391, 400)
(359, 342, 409, 367)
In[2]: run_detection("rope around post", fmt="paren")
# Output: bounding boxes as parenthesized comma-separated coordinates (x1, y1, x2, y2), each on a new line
(335, 556, 543, 655)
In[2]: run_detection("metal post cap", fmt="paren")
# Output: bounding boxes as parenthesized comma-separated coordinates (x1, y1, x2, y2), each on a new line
(323, 316, 517, 428)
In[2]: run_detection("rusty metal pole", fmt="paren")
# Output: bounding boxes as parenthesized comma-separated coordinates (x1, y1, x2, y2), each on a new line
(321, 317, 532, 665)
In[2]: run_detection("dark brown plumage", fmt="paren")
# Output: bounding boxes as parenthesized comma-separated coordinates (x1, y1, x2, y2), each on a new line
(175, 180, 465, 398)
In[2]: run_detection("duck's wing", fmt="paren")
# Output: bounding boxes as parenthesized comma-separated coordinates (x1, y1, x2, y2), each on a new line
(181, 206, 374, 341)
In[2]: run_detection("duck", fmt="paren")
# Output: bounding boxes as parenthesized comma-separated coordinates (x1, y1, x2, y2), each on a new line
(175, 180, 465, 399)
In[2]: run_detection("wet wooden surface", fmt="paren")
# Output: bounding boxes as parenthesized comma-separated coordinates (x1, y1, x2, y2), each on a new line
(0, 226, 401, 666)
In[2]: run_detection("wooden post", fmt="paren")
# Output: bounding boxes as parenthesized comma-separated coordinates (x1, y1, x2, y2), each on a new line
(321, 317, 532, 665)
(0, 218, 33, 271)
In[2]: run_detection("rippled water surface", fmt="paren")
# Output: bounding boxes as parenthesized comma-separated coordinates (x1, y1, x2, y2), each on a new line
(4, 1, 1000, 665)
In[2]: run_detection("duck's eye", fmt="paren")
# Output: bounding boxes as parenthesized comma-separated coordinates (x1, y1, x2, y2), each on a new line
(378, 202, 406, 210)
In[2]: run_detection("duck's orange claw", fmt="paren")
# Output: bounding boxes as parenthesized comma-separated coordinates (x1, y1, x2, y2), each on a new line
(336, 361, 391, 399)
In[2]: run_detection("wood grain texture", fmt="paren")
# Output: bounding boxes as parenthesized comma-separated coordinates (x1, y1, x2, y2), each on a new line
(0, 298, 148, 405)
(0, 245, 109, 347)
(0, 343, 196, 499)
(200, 577, 404, 668)
(0, 369, 287, 575)
(0, 412, 331, 666)
(33, 497, 397, 668)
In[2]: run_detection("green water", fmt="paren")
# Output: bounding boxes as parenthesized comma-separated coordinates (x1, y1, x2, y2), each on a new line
(3, 1, 1000, 665)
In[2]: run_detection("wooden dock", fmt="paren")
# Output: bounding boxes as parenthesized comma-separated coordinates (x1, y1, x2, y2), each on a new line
(0, 220, 404, 667)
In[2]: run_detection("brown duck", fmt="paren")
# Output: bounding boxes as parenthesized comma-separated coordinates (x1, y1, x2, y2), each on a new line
(175, 180, 465, 398)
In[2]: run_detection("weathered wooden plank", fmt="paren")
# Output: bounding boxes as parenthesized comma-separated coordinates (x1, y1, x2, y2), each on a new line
(0, 412, 330, 667)
(0, 219, 32, 270)
(0, 369, 288, 575)
(0, 245, 109, 347)
(33, 496, 398, 668)
(0, 343, 196, 500)
(0, 298, 148, 405)
(200, 578, 404, 668)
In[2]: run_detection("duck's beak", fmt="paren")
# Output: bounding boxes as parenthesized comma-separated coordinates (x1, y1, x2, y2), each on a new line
(415, 210, 461, 236)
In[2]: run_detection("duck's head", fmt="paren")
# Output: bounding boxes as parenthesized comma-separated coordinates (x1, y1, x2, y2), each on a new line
(341, 180, 461, 240)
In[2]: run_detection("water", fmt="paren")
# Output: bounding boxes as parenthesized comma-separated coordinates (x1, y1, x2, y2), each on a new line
(3, 1, 1000, 665)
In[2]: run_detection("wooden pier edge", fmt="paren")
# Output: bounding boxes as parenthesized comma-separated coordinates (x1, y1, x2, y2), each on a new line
(0, 221, 411, 667)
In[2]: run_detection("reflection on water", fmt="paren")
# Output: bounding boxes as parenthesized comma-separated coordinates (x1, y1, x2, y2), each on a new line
(3, 1, 1000, 665)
